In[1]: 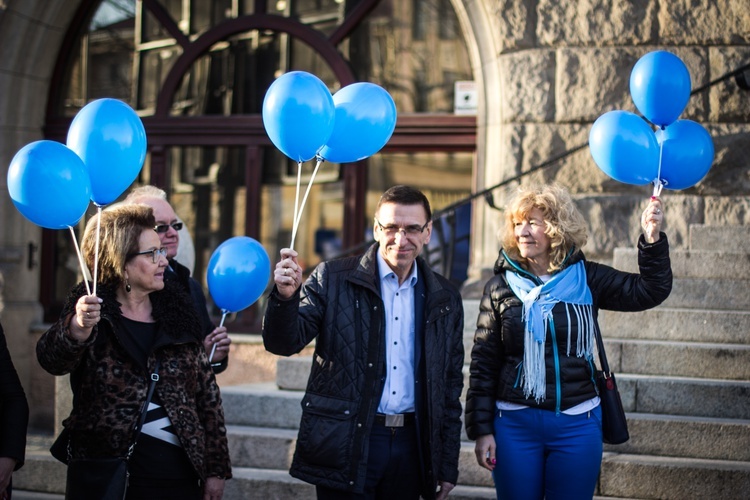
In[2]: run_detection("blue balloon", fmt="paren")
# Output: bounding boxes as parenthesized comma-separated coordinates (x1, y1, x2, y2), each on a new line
(655, 120, 714, 190)
(7, 140, 91, 229)
(67, 98, 147, 206)
(589, 110, 660, 185)
(262, 71, 335, 162)
(630, 51, 691, 127)
(207, 236, 271, 313)
(318, 83, 397, 163)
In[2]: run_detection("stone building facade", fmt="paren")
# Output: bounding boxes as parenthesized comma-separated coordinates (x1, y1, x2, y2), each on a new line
(0, 0, 748, 429)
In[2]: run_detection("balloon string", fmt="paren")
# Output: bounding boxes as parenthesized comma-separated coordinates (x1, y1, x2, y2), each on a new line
(209, 311, 228, 363)
(653, 137, 665, 197)
(92, 206, 102, 296)
(290, 158, 323, 251)
(69, 226, 92, 296)
(290, 161, 302, 250)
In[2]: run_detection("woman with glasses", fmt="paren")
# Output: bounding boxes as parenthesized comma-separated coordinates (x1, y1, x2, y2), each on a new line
(465, 184, 672, 499)
(37, 204, 231, 499)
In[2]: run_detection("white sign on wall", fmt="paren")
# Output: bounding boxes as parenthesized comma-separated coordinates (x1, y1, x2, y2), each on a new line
(454, 80, 477, 115)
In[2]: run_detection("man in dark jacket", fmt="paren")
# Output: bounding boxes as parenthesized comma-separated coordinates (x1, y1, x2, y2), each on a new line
(263, 185, 464, 499)
(125, 186, 231, 373)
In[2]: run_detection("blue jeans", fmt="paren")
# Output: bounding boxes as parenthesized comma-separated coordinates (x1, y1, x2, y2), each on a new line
(492, 406, 603, 500)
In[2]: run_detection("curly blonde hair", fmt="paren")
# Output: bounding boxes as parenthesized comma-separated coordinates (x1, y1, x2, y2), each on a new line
(81, 205, 156, 288)
(500, 184, 588, 272)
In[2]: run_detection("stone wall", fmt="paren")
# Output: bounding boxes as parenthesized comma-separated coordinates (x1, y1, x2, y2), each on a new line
(467, 0, 750, 280)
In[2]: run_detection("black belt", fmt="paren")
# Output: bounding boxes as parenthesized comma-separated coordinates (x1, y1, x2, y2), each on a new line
(375, 413, 415, 427)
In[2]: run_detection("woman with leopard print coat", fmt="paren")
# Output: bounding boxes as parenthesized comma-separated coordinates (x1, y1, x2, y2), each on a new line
(37, 204, 231, 499)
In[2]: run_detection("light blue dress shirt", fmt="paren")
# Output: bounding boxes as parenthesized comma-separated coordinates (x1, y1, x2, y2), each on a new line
(376, 251, 419, 414)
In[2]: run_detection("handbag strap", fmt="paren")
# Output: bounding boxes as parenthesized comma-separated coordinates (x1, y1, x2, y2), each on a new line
(593, 325, 612, 375)
(127, 357, 162, 457)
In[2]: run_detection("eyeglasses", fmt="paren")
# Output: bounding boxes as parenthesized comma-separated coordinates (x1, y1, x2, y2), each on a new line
(131, 248, 168, 264)
(154, 222, 183, 234)
(375, 218, 430, 237)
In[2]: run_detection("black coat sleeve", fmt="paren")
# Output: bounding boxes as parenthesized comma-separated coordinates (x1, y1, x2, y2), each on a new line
(465, 276, 505, 440)
(0, 323, 29, 470)
(588, 233, 672, 311)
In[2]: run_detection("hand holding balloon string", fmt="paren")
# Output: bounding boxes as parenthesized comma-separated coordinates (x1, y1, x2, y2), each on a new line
(641, 196, 664, 243)
(208, 316, 229, 364)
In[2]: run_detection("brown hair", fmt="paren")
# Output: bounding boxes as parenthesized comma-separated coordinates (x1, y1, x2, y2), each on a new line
(81, 204, 156, 288)
(376, 185, 432, 221)
(500, 184, 588, 272)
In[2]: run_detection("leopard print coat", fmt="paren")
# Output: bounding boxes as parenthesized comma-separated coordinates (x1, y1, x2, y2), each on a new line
(37, 280, 231, 481)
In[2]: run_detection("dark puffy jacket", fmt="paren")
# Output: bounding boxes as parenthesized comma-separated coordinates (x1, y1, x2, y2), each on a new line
(36, 281, 232, 481)
(465, 234, 672, 440)
(263, 244, 464, 497)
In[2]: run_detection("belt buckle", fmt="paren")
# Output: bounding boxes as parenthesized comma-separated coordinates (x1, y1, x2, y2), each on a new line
(384, 414, 404, 427)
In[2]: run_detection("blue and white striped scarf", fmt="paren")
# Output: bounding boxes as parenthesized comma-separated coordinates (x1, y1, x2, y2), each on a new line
(506, 260, 595, 402)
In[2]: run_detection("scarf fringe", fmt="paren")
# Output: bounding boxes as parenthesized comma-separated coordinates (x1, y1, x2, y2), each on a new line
(507, 262, 595, 403)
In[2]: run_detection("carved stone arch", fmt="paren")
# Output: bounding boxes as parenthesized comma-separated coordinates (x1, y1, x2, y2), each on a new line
(155, 14, 357, 117)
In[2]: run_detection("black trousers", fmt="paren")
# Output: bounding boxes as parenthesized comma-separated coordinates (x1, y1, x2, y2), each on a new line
(125, 476, 202, 500)
(316, 424, 422, 500)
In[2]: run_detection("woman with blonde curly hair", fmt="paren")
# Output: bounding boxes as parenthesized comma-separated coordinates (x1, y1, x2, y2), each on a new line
(465, 184, 672, 499)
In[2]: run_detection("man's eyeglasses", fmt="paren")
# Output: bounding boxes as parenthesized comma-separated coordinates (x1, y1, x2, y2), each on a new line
(375, 218, 430, 237)
(154, 222, 183, 234)
(131, 248, 168, 264)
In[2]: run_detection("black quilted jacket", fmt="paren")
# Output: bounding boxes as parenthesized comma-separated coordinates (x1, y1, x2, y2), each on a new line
(263, 244, 464, 497)
(465, 234, 672, 440)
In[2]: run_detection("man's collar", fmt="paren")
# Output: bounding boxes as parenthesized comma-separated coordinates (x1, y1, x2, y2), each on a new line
(376, 251, 418, 286)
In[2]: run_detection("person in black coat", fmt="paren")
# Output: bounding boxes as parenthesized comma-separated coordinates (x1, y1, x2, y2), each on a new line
(124, 186, 231, 373)
(465, 184, 672, 499)
(263, 185, 464, 500)
(0, 320, 30, 500)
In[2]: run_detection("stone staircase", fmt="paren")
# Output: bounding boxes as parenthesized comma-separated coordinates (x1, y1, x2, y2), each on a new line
(13, 224, 750, 499)
(591, 224, 750, 499)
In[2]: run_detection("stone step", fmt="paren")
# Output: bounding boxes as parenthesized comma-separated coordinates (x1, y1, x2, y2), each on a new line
(12, 449, 66, 495)
(599, 307, 750, 344)
(224, 467, 497, 499)
(271, 356, 750, 420)
(222, 383, 302, 429)
(599, 452, 750, 500)
(603, 338, 750, 380)
(16, 440, 748, 499)
(607, 413, 750, 462)
(227, 367, 750, 424)
(617, 374, 750, 420)
(661, 277, 750, 310)
(689, 224, 750, 251)
(612, 247, 750, 280)
(225, 409, 749, 476)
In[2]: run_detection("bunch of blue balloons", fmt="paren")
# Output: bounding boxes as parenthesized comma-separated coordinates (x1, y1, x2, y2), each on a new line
(261, 71, 397, 164)
(589, 51, 714, 191)
(7, 98, 147, 229)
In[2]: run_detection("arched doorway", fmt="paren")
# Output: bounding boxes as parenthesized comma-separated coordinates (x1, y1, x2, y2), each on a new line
(42, 0, 477, 330)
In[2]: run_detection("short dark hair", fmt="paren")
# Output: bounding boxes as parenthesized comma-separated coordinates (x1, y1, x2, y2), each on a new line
(376, 185, 432, 221)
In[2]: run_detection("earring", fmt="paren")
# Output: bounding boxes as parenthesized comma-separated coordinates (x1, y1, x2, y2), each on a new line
(125, 280, 131, 293)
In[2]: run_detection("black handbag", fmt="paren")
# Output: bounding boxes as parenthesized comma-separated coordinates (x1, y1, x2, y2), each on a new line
(594, 328, 630, 444)
(62, 358, 161, 500)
